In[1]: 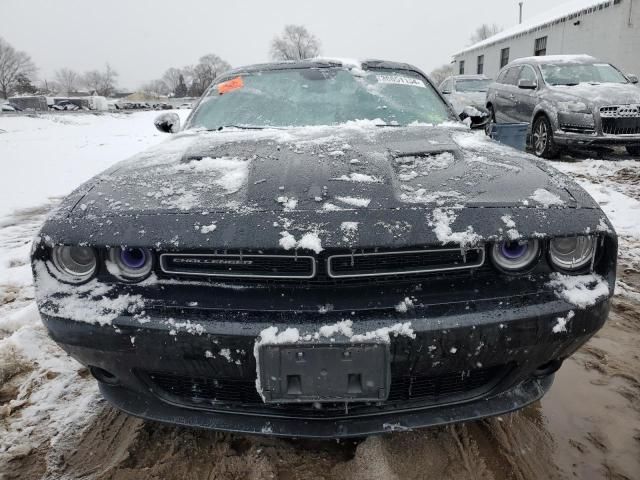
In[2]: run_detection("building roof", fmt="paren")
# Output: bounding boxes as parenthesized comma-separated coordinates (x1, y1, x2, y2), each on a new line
(454, 0, 614, 56)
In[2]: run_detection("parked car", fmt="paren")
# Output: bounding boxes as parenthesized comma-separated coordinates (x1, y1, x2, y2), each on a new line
(33, 59, 616, 438)
(50, 100, 80, 111)
(154, 102, 173, 110)
(439, 74, 492, 128)
(177, 102, 192, 109)
(1, 101, 22, 112)
(486, 55, 640, 158)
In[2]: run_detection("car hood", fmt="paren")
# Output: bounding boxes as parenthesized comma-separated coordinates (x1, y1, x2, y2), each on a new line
(40, 123, 611, 250)
(549, 82, 640, 108)
(68, 124, 592, 217)
(65, 124, 592, 216)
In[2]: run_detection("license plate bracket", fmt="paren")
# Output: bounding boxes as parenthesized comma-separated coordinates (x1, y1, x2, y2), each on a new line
(258, 343, 390, 403)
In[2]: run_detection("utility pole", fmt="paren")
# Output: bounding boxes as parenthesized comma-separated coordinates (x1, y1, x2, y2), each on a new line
(519, 1, 524, 24)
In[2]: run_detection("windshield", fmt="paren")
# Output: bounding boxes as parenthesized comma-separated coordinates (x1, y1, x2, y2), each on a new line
(455, 78, 492, 92)
(541, 63, 628, 86)
(186, 67, 454, 129)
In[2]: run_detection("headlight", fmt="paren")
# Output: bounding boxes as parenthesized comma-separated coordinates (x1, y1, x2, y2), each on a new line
(108, 247, 153, 281)
(491, 240, 540, 272)
(51, 246, 97, 283)
(549, 236, 595, 271)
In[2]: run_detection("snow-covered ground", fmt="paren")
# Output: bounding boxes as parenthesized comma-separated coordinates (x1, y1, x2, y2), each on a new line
(0, 113, 638, 479)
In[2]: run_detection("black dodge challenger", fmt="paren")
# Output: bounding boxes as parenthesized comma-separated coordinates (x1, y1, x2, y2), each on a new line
(32, 59, 617, 438)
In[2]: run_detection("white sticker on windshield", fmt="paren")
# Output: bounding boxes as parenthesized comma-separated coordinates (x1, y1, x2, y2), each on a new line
(376, 74, 426, 88)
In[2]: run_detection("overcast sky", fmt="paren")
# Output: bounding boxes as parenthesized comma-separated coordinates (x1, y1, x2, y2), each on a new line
(3, 0, 564, 89)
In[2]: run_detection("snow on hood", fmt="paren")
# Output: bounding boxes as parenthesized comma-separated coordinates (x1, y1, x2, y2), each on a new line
(37, 124, 609, 251)
(63, 124, 584, 217)
(549, 82, 640, 109)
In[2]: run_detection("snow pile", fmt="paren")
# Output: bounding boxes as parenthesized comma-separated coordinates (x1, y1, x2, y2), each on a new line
(530, 188, 565, 208)
(199, 223, 217, 234)
(501, 215, 520, 240)
(553, 311, 575, 334)
(335, 196, 371, 208)
(428, 208, 481, 248)
(33, 262, 144, 326)
(395, 297, 414, 313)
(276, 196, 298, 211)
(333, 173, 382, 183)
(400, 189, 464, 205)
(174, 156, 249, 194)
(393, 152, 455, 182)
(340, 222, 359, 242)
(546, 273, 610, 309)
(279, 231, 323, 253)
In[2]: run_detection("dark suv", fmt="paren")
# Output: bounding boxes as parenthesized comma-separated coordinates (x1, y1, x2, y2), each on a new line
(486, 55, 640, 158)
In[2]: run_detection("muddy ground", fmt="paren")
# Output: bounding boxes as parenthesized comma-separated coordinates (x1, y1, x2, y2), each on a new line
(1, 152, 639, 480)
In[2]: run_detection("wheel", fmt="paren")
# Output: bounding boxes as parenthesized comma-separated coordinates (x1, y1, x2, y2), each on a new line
(484, 106, 495, 136)
(532, 115, 559, 159)
(626, 145, 640, 156)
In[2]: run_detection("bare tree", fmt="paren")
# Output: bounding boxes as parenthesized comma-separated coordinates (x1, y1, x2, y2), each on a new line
(98, 63, 118, 96)
(0, 36, 37, 99)
(190, 54, 231, 97)
(162, 67, 183, 93)
(55, 68, 80, 95)
(270, 25, 321, 61)
(429, 64, 455, 86)
(83, 70, 102, 94)
(469, 24, 503, 44)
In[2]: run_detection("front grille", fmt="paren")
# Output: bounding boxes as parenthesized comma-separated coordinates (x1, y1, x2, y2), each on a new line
(158, 247, 487, 284)
(328, 248, 484, 278)
(600, 105, 640, 118)
(159, 253, 316, 279)
(600, 105, 640, 135)
(143, 366, 504, 417)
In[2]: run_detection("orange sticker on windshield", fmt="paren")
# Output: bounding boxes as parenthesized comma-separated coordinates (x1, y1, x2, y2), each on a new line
(218, 76, 244, 94)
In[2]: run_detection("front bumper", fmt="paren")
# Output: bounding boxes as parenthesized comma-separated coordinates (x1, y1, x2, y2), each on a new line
(40, 294, 611, 438)
(554, 131, 640, 147)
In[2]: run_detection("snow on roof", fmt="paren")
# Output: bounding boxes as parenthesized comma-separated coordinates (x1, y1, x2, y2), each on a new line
(454, 0, 615, 56)
(511, 54, 598, 65)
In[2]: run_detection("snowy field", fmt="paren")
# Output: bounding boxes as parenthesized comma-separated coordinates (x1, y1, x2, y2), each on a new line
(0, 112, 639, 479)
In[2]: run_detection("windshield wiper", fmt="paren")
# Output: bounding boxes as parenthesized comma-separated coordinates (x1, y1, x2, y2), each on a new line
(207, 124, 266, 131)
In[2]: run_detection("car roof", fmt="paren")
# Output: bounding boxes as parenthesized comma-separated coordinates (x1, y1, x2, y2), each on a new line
(451, 74, 491, 81)
(218, 58, 427, 79)
(509, 54, 600, 66)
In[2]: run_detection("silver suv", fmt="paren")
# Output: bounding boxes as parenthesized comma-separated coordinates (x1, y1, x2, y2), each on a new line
(485, 55, 640, 158)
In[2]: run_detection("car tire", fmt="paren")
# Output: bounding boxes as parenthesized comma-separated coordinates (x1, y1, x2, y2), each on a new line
(626, 146, 640, 156)
(485, 106, 495, 136)
(532, 115, 559, 159)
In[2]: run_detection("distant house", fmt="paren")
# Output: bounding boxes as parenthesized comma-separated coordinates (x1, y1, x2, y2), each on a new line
(452, 0, 640, 79)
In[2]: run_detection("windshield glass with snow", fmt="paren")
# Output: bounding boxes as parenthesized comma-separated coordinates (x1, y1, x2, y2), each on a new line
(455, 79, 492, 92)
(541, 63, 628, 86)
(187, 68, 453, 129)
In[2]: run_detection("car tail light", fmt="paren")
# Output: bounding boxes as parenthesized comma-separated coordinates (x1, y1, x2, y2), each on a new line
(491, 240, 540, 272)
(549, 236, 595, 272)
(51, 246, 97, 283)
(108, 247, 153, 281)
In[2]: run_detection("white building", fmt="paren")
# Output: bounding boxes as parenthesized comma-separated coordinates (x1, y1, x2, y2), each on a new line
(452, 0, 640, 79)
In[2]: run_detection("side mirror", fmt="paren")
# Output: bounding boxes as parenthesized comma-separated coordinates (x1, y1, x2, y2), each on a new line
(518, 79, 537, 90)
(154, 112, 180, 133)
(627, 74, 639, 84)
